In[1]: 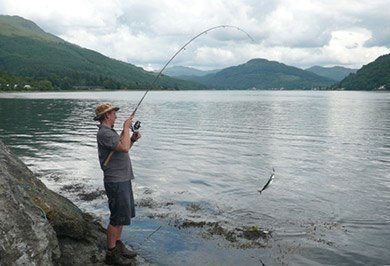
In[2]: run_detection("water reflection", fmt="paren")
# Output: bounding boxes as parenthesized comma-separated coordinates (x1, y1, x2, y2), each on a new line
(1, 91, 389, 265)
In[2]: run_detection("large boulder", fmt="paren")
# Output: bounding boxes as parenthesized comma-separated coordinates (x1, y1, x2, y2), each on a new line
(0, 140, 119, 265)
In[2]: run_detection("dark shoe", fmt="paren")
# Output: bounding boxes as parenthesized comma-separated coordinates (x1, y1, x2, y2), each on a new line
(105, 245, 132, 265)
(117, 240, 137, 259)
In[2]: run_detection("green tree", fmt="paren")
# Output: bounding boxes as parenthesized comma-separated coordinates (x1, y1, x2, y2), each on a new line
(103, 79, 116, 90)
(61, 77, 73, 90)
(37, 80, 53, 91)
(0, 77, 7, 90)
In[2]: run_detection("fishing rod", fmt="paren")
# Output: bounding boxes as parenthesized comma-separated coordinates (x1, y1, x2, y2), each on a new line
(132, 25, 254, 115)
(103, 25, 254, 166)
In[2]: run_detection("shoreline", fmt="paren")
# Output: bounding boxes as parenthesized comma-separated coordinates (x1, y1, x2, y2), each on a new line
(1, 88, 388, 94)
(0, 138, 274, 266)
(0, 140, 145, 265)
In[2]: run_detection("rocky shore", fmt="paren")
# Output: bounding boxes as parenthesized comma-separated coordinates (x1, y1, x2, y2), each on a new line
(0, 140, 138, 266)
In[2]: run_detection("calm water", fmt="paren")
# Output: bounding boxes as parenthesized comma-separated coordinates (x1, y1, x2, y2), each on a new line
(0, 91, 389, 265)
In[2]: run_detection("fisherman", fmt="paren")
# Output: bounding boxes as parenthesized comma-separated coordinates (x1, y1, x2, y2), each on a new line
(94, 102, 141, 266)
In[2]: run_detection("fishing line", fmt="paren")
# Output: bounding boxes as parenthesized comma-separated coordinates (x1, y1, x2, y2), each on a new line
(104, 25, 254, 166)
(133, 225, 163, 251)
(132, 24, 254, 115)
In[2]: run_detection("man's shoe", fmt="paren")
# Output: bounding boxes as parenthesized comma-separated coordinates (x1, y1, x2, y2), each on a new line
(105, 245, 132, 265)
(117, 240, 137, 259)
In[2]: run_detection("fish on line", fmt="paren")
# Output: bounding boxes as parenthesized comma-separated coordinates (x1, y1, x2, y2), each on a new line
(258, 168, 275, 194)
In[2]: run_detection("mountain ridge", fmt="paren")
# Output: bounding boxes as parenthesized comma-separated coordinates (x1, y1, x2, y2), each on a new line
(1, 15, 388, 91)
(0, 15, 207, 90)
(190, 58, 336, 90)
(164, 66, 220, 77)
(0, 15, 62, 42)
(305, 65, 356, 81)
(333, 53, 390, 90)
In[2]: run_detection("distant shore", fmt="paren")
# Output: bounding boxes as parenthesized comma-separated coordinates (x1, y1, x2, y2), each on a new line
(1, 88, 387, 94)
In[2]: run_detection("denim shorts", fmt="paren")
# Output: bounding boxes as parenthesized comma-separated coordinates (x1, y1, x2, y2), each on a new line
(104, 180, 135, 226)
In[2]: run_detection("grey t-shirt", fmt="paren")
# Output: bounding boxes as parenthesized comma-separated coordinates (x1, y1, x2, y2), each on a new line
(97, 125, 135, 182)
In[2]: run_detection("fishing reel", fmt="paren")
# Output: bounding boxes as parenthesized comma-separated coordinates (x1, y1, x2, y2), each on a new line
(131, 120, 141, 132)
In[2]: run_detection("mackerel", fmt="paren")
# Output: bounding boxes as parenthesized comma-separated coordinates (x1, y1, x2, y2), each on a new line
(258, 168, 275, 194)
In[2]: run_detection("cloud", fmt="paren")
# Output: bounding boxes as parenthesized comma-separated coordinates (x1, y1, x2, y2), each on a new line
(1, 0, 389, 70)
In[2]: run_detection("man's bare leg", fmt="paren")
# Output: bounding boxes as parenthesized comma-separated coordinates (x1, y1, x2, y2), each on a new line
(107, 224, 123, 249)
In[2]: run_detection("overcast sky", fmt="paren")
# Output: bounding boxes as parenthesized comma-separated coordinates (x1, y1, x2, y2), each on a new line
(1, 0, 390, 71)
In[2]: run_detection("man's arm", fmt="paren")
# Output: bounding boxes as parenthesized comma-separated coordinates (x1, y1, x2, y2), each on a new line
(115, 118, 132, 153)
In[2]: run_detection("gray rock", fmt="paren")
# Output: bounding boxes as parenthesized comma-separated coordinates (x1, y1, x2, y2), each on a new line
(0, 140, 139, 265)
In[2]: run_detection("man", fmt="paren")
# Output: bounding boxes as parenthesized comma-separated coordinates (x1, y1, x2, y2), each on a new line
(94, 102, 141, 266)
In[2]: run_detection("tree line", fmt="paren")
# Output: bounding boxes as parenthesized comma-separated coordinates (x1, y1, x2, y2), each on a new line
(0, 71, 162, 91)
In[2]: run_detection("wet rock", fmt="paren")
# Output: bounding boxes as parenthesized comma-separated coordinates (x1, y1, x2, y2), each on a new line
(61, 183, 105, 202)
(61, 183, 85, 193)
(143, 188, 153, 195)
(0, 140, 125, 265)
(136, 197, 156, 208)
(186, 203, 203, 213)
(238, 226, 270, 241)
(175, 218, 272, 249)
(77, 189, 106, 201)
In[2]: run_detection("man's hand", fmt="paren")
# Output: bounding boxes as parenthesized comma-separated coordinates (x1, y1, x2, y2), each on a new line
(123, 117, 133, 130)
(131, 132, 142, 142)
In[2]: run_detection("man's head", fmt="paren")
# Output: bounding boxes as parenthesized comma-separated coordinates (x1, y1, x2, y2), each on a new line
(94, 102, 120, 123)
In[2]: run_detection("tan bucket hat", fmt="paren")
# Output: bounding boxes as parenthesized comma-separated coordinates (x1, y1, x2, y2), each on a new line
(93, 102, 119, 121)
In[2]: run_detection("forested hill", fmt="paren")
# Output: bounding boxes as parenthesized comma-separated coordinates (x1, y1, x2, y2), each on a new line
(305, 66, 356, 81)
(332, 54, 390, 90)
(0, 15, 207, 91)
(192, 58, 335, 90)
(164, 66, 220, 77)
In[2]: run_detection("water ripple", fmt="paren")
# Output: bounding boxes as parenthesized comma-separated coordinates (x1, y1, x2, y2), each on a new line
(1, 91, 390, 265)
